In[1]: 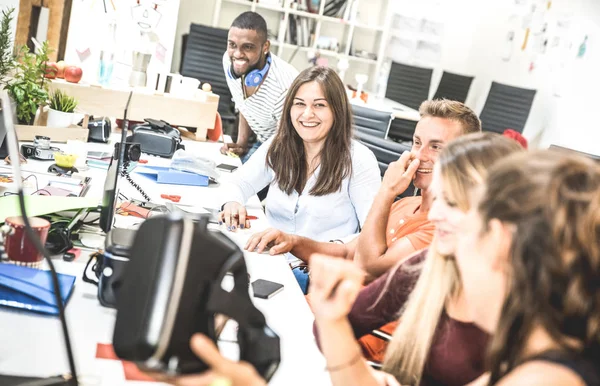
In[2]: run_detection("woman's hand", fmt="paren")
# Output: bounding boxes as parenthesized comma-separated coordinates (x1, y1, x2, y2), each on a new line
(309, 254, 365, 323)
(219, 202, 250, 230)
(245, 228, 296, 254)
(152, 334, 266, 386)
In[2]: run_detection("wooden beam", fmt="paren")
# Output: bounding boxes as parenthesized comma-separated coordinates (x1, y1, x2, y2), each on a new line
(16, 0, 67, 62)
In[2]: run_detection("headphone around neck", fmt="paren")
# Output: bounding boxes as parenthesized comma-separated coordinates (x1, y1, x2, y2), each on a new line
(228, 53, 272, 88)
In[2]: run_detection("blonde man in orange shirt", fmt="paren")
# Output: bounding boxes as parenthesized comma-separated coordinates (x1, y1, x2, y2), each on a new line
(245, 99, 481, 281)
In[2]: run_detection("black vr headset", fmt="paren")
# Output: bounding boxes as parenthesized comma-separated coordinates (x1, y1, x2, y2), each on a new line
(102, 214, 280, 379)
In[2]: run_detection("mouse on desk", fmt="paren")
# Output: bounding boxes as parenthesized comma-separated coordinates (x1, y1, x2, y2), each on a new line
(48, 164, 78, 176)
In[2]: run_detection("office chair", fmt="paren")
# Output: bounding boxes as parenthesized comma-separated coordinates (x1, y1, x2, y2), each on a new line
(385, 62, 433, 110)
(180, 24, 236, 124)
(479, 81, 537, 134)
(432, 71, 474, 103)
(355, 131, 410, 176)
(352, 104, 393, 139)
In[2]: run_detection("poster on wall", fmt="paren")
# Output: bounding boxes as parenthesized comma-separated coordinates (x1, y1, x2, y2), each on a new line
(64, 0, 180, 87)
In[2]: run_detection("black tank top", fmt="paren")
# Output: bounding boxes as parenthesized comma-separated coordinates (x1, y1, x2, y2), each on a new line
(520, 350, 600, 386)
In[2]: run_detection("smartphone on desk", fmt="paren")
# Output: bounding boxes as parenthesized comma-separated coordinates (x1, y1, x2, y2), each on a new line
(251, 279, 284, 299)
(216, 163, 238, 173)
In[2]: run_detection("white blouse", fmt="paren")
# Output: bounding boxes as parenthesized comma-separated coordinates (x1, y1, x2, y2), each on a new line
(220, 137, 382, 242)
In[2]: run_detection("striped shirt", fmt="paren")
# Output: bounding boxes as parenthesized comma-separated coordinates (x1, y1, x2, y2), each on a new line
(223, 52, 299, 143)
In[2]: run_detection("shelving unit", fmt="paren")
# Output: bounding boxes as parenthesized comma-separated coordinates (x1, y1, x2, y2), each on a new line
(212, 0, 392, 91)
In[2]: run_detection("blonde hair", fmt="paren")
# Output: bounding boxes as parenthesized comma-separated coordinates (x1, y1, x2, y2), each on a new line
(419, 99, 482, 135)
(382, 133, 523, 384)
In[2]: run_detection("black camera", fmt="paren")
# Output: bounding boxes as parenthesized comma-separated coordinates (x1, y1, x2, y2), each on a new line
(114, 141, 141, 162)
(21, 136, 60, 160)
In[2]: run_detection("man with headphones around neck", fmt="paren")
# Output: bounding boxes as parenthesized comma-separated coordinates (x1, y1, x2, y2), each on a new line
(221, 12, 299, 163)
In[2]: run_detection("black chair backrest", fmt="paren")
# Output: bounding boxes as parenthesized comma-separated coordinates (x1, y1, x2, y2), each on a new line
(355, 131, 411, 176)
(385, 62, 432, 110)
(181, 24, 234, 121)
(432, 71, 474, 103)
(351, 104, 393, 139)
(479, 81, 537, 134)
(387, 117, 418, 143)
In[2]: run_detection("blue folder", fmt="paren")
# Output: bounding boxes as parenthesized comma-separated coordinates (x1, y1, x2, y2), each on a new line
(0, 263, 76, 316)
(134, 166, 209, 186)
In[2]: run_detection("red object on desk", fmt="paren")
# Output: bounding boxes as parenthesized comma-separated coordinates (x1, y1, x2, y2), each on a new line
(233, 214, 258, 220)
(95, 343, 157, 382)
(138, 159, 148, 164)
(161, 194, 181, 202)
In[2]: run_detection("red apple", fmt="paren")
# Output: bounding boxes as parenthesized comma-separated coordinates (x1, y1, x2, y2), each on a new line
(64, 66, 83, 83)
(56, 60, 67, 78)
(43, 61, 58, 79)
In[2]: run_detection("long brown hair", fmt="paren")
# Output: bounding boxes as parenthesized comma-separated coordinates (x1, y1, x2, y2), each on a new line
(267, 66, 352, 195)
(382, 133, 523, 385)
(479, 151, 600, 384)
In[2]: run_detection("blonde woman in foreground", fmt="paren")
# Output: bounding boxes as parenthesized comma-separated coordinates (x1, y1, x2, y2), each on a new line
(310, 132, 523, 386)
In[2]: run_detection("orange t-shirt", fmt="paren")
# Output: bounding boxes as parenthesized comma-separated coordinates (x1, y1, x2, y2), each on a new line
(385, 196, 434, 251)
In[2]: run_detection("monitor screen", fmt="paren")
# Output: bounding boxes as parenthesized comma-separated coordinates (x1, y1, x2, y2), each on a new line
(549, 145, 600, 162)
(99, 91, 133, 233)
(99, 149, 122, 233)
(0, 96, 16, 159)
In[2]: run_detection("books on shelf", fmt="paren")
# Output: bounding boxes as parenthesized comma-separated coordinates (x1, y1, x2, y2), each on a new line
(286, 15, 315, 47)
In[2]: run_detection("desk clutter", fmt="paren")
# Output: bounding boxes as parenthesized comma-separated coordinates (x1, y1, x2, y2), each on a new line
(0, 84, 285, 383)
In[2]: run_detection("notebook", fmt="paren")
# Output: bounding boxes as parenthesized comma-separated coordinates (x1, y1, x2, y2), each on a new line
(0, 263, 76, 315)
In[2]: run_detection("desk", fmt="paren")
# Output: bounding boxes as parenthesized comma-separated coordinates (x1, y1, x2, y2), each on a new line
(351, 97, 421, 121)
(0, 136, 331, 386)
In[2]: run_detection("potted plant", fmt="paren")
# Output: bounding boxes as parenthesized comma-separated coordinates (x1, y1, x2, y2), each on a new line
(0, 7, 52, 125)
(47, 89, 78, 127)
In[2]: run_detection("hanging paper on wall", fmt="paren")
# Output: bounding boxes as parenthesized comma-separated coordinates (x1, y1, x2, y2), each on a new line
(155, 42, 167, 63)
(75, 46, 91, 61)
(131, 1, 162, 31)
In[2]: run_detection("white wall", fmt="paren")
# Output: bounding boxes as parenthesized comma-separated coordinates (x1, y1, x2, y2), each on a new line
(171, 0, 216, 74)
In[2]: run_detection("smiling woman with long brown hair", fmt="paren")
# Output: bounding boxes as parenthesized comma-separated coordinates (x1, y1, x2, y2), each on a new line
(219, 66, 381, 253)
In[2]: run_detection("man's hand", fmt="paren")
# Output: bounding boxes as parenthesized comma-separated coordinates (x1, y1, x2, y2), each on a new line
(220, 142, 248, 157)
(245, 228, 296, 255)
(381, 151, 420, 197)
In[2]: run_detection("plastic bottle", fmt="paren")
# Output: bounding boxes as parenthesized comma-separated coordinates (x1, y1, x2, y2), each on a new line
(98, 20, 117, 86)
(376, 61, 390, 100)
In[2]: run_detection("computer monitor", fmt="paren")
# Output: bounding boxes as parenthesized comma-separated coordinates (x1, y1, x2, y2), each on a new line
(549, 145, 600, 162)
(99, 151, 122, 233)
(0, 97, 16, 159)
(99, 92, 133, 233)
